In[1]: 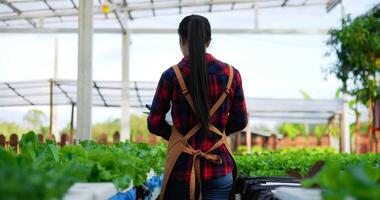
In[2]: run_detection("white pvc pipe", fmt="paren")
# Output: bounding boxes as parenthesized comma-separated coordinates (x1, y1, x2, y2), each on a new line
(121, 32, 131, 141)
(342, 94, 351, 153)
(52, 37, 59, 141)
(246, 119, 252, 154)
(254, 0, 259, 30)
(76, 0, 93, 141)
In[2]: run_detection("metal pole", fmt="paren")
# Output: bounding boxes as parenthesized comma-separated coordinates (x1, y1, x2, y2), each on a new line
(254, 0, 259, 30)
(340, 1, 350, 153)
(341, 0, 346, 24)
(54, 37, 59, 77)
(76, 0, 93, 141)
(52, 37, 59, 141)
(49, 79, 53, 139)
(341, 95, 351, 153)
(121, 32, 131, 141)
(245, 118, 252, 154)
(70, 103, 74, 144)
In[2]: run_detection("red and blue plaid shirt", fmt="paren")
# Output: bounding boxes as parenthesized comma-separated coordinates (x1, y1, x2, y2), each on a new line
(147, 53, 248, 182)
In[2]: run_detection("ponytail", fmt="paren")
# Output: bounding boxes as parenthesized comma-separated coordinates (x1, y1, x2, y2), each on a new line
(178, 15, 212, 133)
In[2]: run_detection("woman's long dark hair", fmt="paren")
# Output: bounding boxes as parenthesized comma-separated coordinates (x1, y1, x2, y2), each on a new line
(178, 15, 211, 133)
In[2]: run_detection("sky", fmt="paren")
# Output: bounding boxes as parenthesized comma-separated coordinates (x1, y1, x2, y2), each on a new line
(0, 0, 378, 131)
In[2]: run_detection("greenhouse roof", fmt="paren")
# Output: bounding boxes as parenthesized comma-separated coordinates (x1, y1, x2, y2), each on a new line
(0, 0, 322, 30)
(0, 79, 343, 124)
(0, 0, 373, 34)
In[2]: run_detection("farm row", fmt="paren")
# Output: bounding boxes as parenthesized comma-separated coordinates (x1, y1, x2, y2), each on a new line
(0, 132, 379, 200)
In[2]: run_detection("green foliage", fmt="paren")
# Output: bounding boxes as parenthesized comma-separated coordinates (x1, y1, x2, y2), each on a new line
(0, 131, 167, 200)
(235, 147, 380, 178)
(277, 123, 306, 139)
(313, 124, 328, 139)
(235, 145, 267, 155)
(350, 121, 369, 136)
(326, 12, 380, 107)
(277, 123, 331, 139)
(328, 123, 341, 138)
(23, 109, 49, 136)
(130, 114, 150, 142)
(302, 160, 380, 200)
(0, 131, 83, 200)
(0, 121, 26, 139)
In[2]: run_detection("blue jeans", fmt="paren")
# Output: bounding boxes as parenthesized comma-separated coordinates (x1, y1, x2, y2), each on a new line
(166, 173, 233, 200)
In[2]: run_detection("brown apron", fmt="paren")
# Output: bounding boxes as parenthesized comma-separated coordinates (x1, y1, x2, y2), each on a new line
(159, 64, 238, 200)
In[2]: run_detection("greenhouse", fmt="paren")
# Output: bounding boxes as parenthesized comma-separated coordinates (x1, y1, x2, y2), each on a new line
(0, 0, 379, 200)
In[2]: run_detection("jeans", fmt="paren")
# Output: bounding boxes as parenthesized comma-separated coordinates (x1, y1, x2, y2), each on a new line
(166, 173, 233, 200)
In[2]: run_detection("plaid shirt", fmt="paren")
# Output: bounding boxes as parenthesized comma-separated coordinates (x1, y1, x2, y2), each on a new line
(147, 53, 248, 182)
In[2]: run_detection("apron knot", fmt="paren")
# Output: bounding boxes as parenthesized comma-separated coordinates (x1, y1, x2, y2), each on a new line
(193, 150, 223, 165)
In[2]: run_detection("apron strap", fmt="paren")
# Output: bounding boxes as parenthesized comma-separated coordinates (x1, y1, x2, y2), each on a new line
(209, 64, 234, 117)
(172, 65, 196, 114)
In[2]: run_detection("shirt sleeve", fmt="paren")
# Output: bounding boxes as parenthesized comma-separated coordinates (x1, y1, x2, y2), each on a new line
(225, 69, 248, 135)
(147, 70, 172, 140)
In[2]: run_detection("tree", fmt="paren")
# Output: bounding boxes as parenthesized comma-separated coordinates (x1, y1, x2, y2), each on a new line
(326, 9, 380, 152)
(23, 109, 49, 136)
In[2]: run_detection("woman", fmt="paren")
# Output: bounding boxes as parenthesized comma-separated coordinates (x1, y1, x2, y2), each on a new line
(147, 15, 248, 200)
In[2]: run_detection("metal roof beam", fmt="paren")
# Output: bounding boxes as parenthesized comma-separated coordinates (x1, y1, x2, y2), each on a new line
(282, 0, 289, 7)
(0, 28, 329, 34)
(43, 0, 54, 11)
(122, 0, 133, 20)
(0, 7, 87, 21)
(179, 0, 182, 14)
(121, 0, 252, 12)
(0, 0, 252, 21)
(5, 0, 41, 2)
(0, 0, 37, 27)
(69, 0, 77, 9)
(43, 0, 64, 23)
(0, 1, 324, 22)
(109, 0, 127, 34)
(150, 0, 156, 16)
(134, 81, 144, 108)
(3, 82, 34, 105)
(93, 81, 108, 107)
(54, 82, 75, 105)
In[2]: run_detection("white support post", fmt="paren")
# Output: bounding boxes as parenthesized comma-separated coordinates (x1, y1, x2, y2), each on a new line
(246, 117, 252, 154)
(52, 37, 59, 141)
(76, 0, 93, 141)
(254, 0, 259, 30)
(121, 32, 131, 141)
(342, 94, 351, 153)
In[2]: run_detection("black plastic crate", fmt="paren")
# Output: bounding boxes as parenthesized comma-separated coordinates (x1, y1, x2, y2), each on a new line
(237, 176, 301, 200)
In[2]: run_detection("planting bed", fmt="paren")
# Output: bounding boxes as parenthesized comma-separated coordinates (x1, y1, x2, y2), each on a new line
(0, 132, 379, 200)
